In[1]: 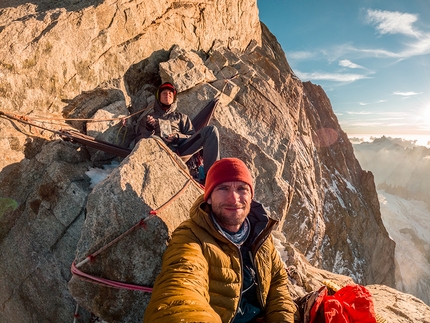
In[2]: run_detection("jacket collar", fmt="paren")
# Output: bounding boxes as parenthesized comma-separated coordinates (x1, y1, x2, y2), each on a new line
(190, 194, 278, 245)
(154, 99, 177, 115)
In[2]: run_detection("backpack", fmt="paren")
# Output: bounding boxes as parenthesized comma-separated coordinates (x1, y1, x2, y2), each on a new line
(294, 284, 379, 323)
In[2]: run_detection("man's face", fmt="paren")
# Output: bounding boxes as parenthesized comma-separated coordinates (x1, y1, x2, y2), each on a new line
(159, 89, 175, 105)
(207, 181, 252, 233)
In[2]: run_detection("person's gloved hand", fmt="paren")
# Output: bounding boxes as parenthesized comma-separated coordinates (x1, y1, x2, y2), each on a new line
(163, 133, 179, 143)
(146, 115, 159, 131)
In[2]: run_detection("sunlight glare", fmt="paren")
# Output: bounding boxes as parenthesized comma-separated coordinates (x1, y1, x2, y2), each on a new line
(422, 105, 430, 129)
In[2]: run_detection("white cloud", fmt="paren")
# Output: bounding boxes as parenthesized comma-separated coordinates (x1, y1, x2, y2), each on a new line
(284, 8, 430, 79)
(378, 117, 407, 121)
(359, 9, 430, 59)
(339, 59, 366, 69)
(393, 91, 422, 96)
(287, 51, 317, 60)
(358, 100, 387, 106)
(295, 70, 370, 83)
(386, 123, 409, 127)
(379, 111, 411, 117)
(347, 111, 373, 115)
(328, 10, 430, 60)
(394, 33, 430, 58)
(350, 122, 384, 127)
(365, 9, 422, 38)
(333, 38, 430, 60)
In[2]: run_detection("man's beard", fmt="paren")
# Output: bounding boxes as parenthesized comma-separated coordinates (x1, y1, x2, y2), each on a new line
(211, 202, 251, 231)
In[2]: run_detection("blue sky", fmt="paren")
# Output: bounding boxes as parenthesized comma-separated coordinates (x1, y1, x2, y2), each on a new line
(257, 1, 430, 139)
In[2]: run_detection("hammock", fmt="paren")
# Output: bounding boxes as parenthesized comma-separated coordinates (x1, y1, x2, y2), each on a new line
(60, 98, 219, 158)
(191, 98, 219, 132)
(59, 130, 132, 158)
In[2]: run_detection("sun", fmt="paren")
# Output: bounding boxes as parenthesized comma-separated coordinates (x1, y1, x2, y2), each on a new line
(422, 106, 430, 129)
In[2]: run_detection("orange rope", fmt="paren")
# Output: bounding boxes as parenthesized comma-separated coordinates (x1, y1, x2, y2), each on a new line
(0, 107, 145, 124)
(152, 137, 204, 190)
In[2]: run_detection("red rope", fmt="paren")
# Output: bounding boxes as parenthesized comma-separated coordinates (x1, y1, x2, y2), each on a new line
(76, 179, 192, 267)
(71, 261, 153, 292)
(71, 179, 195, 291)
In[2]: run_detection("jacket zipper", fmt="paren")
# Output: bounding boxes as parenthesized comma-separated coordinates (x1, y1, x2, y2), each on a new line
(251, 218, 278, 310)
(249, 250, 265, 309)
(212, 215, 278, 322)
(230, 243, 244, 323)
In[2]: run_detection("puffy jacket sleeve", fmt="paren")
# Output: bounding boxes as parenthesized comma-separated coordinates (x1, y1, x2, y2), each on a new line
(143, 221, 222, 323)
(263, 236, 297, 323)
(135, 104, 156, 142)
(135, 118, 154, 142)
(177, 113, 195, 140)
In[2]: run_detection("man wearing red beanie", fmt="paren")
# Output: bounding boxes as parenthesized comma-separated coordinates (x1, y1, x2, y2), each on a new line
(144, 158, 296, 323)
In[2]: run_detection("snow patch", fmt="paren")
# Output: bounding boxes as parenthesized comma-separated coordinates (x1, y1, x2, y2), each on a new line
(86, 161, 120, 189)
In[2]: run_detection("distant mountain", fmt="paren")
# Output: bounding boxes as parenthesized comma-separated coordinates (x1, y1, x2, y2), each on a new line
(378, 190, 430, 305)
(353, 136, 430, 205)
(353, 136, 430, 305)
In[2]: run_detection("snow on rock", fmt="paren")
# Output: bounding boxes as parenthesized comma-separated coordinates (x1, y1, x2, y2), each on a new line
(86, 161, 120, 189)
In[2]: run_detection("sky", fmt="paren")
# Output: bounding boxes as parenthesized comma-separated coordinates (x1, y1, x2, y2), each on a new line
(257, 0, 430, 141)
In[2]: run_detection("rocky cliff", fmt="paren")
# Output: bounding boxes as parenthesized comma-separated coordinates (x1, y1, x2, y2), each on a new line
(1, 0, 429, 322)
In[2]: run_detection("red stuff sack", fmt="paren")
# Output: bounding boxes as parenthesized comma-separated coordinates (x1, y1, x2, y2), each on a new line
(320, 284, 377, 323)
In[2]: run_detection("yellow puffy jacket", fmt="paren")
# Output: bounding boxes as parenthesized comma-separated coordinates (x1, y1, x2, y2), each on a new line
(143, 195, 296, 323)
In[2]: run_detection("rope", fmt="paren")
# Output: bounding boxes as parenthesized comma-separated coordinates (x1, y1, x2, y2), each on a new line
(25, 107, 145, 123)
(72, 177, 194, 290)
(152, 136, 204, 190)
(0, 107, 146, 143)
(0, 110, 60, 134)
(75, 178, 193, 268)
(69, 135, 201, 322)
(74, 215, 152, 268)
(71, 261, 153, 292)
(73, 304, 80, 323)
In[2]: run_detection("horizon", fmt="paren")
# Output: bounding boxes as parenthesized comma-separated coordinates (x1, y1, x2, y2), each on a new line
(348, 133, 430, 147)
(257, 0, 430, 139)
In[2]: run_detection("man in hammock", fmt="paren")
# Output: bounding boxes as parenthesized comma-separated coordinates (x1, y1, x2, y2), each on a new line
(135, 82, 220, 181)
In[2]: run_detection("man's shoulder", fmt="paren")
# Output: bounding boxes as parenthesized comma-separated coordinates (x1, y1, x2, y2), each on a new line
(173, 218, 200, 233)
(170, 218, 208, 244)
(172, 109, 190, 119)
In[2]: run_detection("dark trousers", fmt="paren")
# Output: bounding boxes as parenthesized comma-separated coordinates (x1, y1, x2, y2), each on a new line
(177, 125, 220, 175)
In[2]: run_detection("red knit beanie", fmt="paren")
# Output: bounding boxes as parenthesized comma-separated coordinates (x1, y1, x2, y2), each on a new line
(156, 82, 177, 102)
(204, 158, 254, 201)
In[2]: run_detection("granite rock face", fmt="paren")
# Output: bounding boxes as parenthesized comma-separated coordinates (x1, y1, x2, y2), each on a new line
(0, 0, 260, 118)
(0, 0, 425, 322)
